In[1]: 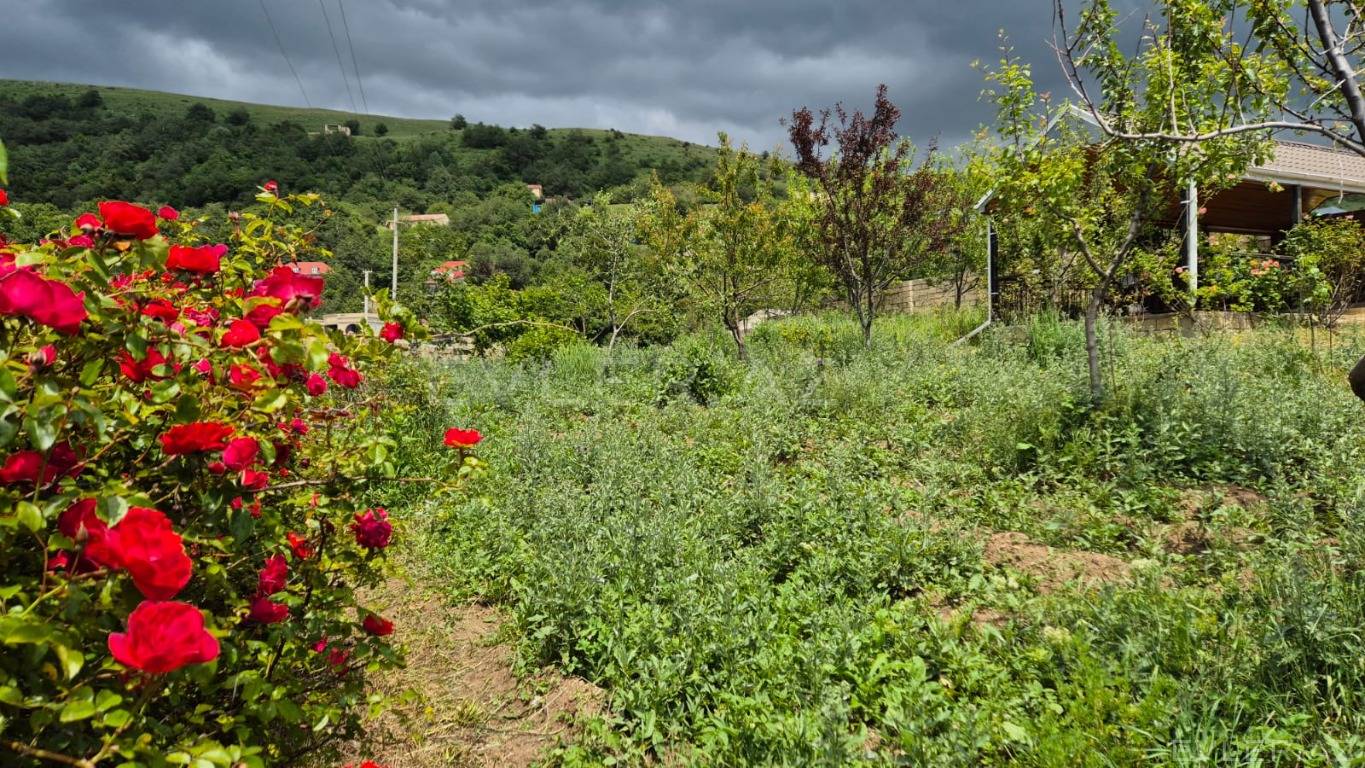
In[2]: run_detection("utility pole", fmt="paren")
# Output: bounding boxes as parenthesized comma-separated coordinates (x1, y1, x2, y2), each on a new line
(390, 207, 399, 297)
(362, 269, 372, 314)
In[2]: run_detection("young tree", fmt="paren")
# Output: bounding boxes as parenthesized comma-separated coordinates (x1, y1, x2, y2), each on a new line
(644, 137, 795, 360)
(1055, 0, 1365, 156)
(787, 85, 968, 346)
(562, 193, 660, 354)
(986, 25, 1266, 402)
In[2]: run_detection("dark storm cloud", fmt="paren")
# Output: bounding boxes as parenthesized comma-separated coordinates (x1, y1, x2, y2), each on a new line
(0, 0, 1072, 149)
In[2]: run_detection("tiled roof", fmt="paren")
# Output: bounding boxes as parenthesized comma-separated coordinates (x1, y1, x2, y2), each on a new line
(1249, 140, 1365, 193)
(284, 261, 331, 275)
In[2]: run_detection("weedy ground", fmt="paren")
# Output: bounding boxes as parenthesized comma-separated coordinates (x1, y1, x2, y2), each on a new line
(409, 312, 1365, 766)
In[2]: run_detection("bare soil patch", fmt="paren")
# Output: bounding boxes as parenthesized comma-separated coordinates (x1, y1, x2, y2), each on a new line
(344, 576, 605, 768)
(983, 531, 1132, 593)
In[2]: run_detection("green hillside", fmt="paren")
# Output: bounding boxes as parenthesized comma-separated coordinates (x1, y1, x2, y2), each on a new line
(0, 79, 717, 209)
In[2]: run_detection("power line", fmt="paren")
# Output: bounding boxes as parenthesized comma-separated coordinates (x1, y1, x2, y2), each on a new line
(259, 0, 311, 107)
(317, 0, 357, 113)
(336, 0, 369, 114)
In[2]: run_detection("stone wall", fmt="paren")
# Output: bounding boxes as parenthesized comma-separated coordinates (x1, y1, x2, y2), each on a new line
(881, 278, 981, 313)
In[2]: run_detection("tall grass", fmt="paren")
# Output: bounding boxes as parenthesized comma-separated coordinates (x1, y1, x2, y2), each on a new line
(414, 312, 1365, 766)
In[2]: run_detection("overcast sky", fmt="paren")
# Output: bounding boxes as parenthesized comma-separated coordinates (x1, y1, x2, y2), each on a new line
(2, 0, 1072, 150)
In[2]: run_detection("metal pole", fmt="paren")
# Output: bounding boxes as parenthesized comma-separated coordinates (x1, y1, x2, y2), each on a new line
(391, 207, 399, 297)
(1186, 180, 1199, 297)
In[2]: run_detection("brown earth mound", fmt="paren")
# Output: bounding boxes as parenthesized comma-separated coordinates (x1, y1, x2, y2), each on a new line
(983, 531, 1132, 593)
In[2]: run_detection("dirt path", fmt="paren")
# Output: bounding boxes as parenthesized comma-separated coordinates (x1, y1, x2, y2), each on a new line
(345, 574, 605, 767)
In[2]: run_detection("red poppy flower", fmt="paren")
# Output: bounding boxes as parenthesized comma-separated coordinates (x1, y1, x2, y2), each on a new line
(241, 469, 270, 491)
(160, 421, 234, 455)
(228, 363, 262, 391)
(362, 614, 394, 636)
(247, 595, 289, 624)
(98, 201, 159, 240)
(108, 600, 219, 674)
(141, 299, 180, 323)
(286, 532, 314, 560)
(351, 508, 392, 550)
(379, 322, 404, 343)
(157, 205, 179, 221)
(222, 437, 260, 471)
(220, 319, 261, 348)
(74, 213, 102, 231)
(166, 243, 225, 274)
(250, 266, 324, 311)
(443, 428, 483, 449)
(305, 373, 328, 397)
(257, 553, 288, 595)
(112, 507, 192, 600)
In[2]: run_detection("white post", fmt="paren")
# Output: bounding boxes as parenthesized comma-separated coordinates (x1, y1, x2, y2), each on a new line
(391, 207, 399, 297)
(1185, 180, 1199, 297)
(986, 218, 995, 323)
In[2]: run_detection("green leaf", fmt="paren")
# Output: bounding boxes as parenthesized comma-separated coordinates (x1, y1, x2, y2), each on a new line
(59, 699, 97, 723)
(102, 708, 131, 728)
(79, 359, 104, 387)
(53, 644, 85, 680)
(251, 389, 288, 413)
(25, 418, 57, 452)
(15, 502, 43, 533)
(94, 689, 123, 712)
(0, 367, 16, 402)
(0, 138, 8, 185)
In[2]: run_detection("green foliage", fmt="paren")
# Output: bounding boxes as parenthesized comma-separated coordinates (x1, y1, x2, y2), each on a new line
(0, 188, 469, 766)
(421, 312, 1365, 765)
(1281, 216, 1365, 327)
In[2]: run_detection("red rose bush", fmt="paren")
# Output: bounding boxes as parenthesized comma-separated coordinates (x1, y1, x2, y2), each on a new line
(0, 186, 476, 767)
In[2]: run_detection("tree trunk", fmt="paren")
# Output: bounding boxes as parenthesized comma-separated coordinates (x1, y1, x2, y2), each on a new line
(1083, 287, 1104, 404)
(729, 323, 748, 362)
(861, 286, 875, 348)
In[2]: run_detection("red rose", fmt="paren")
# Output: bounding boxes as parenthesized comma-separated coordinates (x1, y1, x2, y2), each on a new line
(0, 270, 87, 335)
(0, 444, 80, 486)
(160, 421, 234, 455)
(351, 508, 392, 550)
(286, 532, 314, 560)
(328, 363, 362, 390)
(108, 600, 219, 674)
(166, 243, 225, 274)
(184, 306, 220, 328)
(306, 373, 328, 397)
(220, 318, 260, 348)
(157, 205, 179, 221)
(263, 180, 279, 195)
(98, 201, 159, 240)
(327, 647, 350, 671)
(362, 614, 394, 636)
(111, 507, 192, 600)
(141, 299, 180, 323)
(250, 266, 324, 311)
(29, 344, 56, 369)
(290, 417, 309, 435)
(443, 428, 483, 449)
(191, 358, 213, 376)
(222, 437, 260, 471)
(241, 469, 270, 491)
(247, 595, 289, 624)
(379, 322, 404, 343)
(119, 348, 176, 383)
(58, 498, 120, 570)
(245, 300, 284, 329)
(0, 189, 8, 206)
(228, 364, 262, 391)
(74, 213, 102, 231)
(206, 461, 227, 475)
(257, 553, 288, 595)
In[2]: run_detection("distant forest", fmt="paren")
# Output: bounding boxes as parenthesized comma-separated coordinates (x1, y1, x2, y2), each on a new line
(0, 86, 713, 210)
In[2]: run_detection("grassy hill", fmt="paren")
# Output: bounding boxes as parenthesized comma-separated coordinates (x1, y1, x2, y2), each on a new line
(0, 80, 720, 210)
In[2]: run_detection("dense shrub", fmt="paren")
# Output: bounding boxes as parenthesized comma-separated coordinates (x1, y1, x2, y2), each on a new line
(0, 184, 472, 766)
